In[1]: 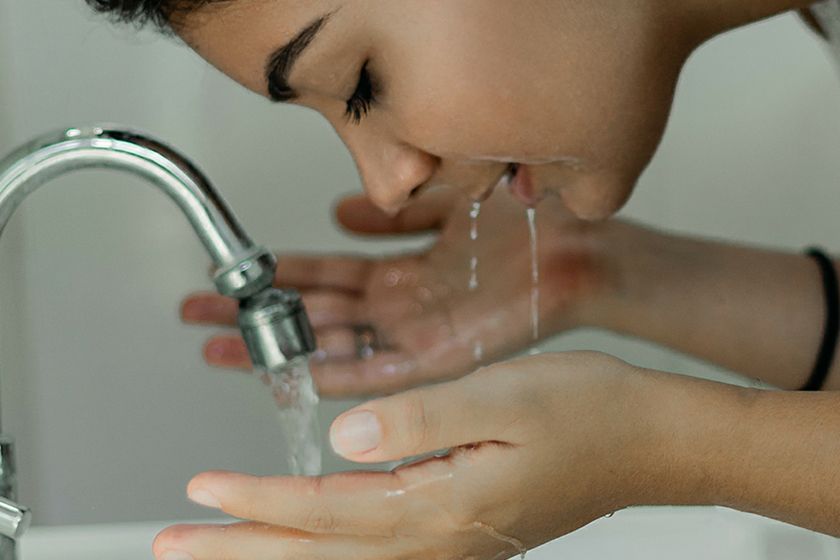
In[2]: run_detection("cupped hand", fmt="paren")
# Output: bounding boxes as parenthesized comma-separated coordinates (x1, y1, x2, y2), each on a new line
(181, 187, 618, 397)
(154, 352, 662, 560)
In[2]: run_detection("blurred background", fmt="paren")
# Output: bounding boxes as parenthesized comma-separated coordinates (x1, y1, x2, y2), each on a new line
(0, 1, 839, 526)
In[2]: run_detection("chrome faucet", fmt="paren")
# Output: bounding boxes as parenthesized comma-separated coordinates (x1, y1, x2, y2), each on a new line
(0, 125, 317, 558)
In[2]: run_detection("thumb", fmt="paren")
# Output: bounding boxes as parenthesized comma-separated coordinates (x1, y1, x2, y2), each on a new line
(328, 368, 522, 463)
(335, 187, 457, 235)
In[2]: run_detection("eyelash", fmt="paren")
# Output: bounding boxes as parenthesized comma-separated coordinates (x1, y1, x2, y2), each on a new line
(345, 61, 377, 124)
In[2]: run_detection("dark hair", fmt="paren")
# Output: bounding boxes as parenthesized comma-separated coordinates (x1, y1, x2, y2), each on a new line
(84, 0, 223, 31)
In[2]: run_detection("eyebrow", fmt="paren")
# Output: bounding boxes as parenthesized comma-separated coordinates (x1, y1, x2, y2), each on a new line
(264, 14, 332, 103)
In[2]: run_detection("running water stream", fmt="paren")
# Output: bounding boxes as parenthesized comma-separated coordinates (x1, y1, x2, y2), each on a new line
(469, 201, 481, 291)
(469, 201, 484, 362)
(526, 207, 540, 354)
(262, 356, 323, 475)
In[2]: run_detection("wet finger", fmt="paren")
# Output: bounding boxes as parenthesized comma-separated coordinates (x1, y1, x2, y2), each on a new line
(182, 292, 238, 326)
(153, 522, 395, 560)
(314, 326, 363, 361)
(184, 469, 443, 538)
(180, 289, 364, 331)
(204, 335, 251, 370)
(202, 328, 384, 374)
(274, 255, 372, 293)
(329, 366, 526, 463)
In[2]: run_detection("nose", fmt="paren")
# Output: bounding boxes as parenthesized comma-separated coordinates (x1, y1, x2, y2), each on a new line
(348, 137, 437, 215)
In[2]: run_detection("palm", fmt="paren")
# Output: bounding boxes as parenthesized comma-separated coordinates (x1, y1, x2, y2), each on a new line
(182, 188, 608, 397)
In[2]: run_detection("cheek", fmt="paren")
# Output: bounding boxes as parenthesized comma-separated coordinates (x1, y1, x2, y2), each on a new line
(386, 87, 522, 159)
(383, 51, 570, 163)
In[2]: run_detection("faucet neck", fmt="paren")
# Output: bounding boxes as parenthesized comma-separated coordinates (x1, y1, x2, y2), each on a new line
(0, 126, 276, 298)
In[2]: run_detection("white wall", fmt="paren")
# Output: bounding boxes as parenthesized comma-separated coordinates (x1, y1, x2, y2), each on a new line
(0, 1, 838, 526)
(0, 0, 34, 505)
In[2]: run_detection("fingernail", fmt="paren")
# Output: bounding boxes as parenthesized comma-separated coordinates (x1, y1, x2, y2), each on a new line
(330, 411, 382, 456)
(188, 487, 221, 509)
(160, 551, 194, 560)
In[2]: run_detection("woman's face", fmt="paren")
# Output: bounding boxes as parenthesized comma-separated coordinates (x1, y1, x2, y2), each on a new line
(181, 0, 693, 219)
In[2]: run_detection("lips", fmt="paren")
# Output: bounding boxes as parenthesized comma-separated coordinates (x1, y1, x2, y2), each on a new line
(507, 164, 538, 207)
(473, 163, 539, 206)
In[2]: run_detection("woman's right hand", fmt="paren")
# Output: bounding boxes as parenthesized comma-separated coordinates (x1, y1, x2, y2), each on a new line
(181, 187, 631, 397)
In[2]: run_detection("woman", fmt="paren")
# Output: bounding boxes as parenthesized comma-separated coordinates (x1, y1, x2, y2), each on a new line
(86, 1, 840, 558)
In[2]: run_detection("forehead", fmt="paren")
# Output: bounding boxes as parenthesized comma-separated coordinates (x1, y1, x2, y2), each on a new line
(178, 0, 333, 95)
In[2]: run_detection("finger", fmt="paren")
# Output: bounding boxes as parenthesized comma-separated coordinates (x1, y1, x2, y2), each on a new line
(153, 522, 394, 560)
(183, 290, 365, 330)
(311, 326, 370, 361)
(203, 335, 251, 370)
(335, 188, 457, 235)
(328, 367, 525, 462)
(274, 255, 372, 294)
(182, 292, 238, 326)
(184, 470, 424, 537)
(202, 326, 378, 372)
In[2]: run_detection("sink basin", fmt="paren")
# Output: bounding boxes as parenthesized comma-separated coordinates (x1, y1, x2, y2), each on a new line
(19, 507, 838, 559)
(22, 521, 166, 560)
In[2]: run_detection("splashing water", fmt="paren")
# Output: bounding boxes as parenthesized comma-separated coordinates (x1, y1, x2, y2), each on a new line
(468, 201, 483, 362)
(526, 207, 540, 355)
(263, 356, 323, 476)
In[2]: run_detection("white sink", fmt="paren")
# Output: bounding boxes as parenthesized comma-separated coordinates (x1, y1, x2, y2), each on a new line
(20, 507, 839, 559)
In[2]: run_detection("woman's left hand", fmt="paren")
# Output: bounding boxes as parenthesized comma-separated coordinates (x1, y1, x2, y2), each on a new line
(153, 352, 668, 560)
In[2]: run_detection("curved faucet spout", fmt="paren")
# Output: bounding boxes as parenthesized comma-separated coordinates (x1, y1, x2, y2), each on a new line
(0, 124, 315, 366)
(0, 125, 276, 298)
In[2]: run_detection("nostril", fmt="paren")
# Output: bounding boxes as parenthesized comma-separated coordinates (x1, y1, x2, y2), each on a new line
(408, 184, 424, 199)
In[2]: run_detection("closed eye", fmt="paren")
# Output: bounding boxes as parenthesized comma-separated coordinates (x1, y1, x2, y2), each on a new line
(345, 61, 378, 124)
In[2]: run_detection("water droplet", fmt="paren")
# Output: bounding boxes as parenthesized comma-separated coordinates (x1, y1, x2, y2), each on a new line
(468, 201, 483, 364)
(416, 286, 434, 302)
(469, 201, 481, 241)
(380, 360, 418, 377)
(384, 268, 402, 288)
(468, 202, 481, 292)
(468, 257, 479, 291)
(473, 341, 484, 362)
